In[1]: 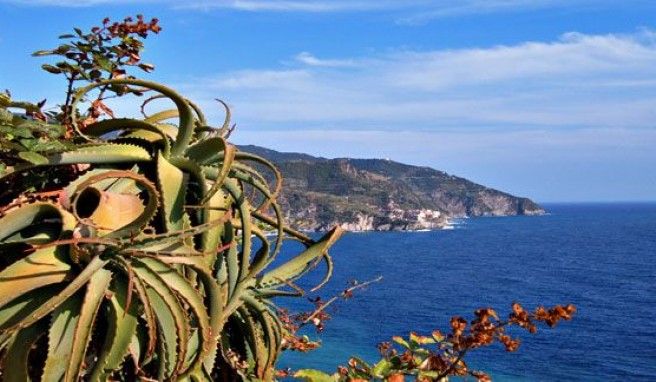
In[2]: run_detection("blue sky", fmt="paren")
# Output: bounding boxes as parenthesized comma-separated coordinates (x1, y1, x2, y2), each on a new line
(1, 1, 655, 202)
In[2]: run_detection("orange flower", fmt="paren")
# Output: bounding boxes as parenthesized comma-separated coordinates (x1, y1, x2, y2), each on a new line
(471, 371, 492, 382)
(450, 316, 468, 336)
(388, 373, 405, 382)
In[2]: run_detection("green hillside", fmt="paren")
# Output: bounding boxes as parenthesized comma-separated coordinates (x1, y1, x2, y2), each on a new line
(239, 145, 545, 231)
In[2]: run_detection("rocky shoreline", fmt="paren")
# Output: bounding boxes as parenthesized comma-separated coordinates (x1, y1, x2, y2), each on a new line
(239, 145, 546, 233)
(284, 199, 545, 233)
(338, 207, 447, 232)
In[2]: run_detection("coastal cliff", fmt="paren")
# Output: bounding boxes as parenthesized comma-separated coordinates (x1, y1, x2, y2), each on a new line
(239, 145, 545, 231)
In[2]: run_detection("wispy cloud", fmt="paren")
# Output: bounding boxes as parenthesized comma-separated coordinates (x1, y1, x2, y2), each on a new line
(396, 0, 574, 24)
(175, 29, 656, 200)
(386, 31, 656, 91)
(0, 0, 407, 11)
(0, 0, 164, 6)
(181, 30, 656, 129)
(180, 0, 632, 16)
(293, 52, 366, 68)
(3, 0, 640, 19)
(181, 1, 407, 12)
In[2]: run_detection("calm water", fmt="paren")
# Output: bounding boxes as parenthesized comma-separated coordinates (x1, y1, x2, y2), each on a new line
(277, 203, 656, 381)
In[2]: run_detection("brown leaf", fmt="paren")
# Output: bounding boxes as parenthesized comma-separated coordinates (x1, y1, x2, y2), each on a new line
(91, 99, 115, 118)
(138, 63, 155, 72)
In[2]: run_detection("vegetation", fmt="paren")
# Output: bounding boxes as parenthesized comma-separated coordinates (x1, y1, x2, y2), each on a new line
(0, 16, 340, 380)
(0, 16, 574, 381)
(238, 145, 545, 232)
(286, 303, 576, 382)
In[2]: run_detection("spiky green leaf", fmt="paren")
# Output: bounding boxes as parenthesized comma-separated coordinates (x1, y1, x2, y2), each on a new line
(64, 268, 113, 382)
(1, 321, 47, 382)
(157, 153, 188, 232)
(43, 292, 83, 380)
(137, 257, 211, 377)
(133, 259, 189, 379)
(257, 227, 343, 290)
(90, 277, 139, 381)
(8, 255, 108, 332)
(294, 369, 337, 382)
(0, 247, 71, 310)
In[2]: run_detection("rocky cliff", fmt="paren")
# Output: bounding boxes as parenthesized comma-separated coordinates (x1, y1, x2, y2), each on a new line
(239, 145, 545, 231)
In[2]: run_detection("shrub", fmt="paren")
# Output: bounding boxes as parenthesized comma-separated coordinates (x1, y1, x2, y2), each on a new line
(0, 16, 339, 380)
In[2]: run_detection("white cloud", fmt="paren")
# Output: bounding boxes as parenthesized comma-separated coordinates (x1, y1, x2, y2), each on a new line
(180, 0, 639, 16)
(173, 30, 656, 201)
(206, 69, 313, 90)
(178, 0, 431, 12)
(189, 1, 401, 12)
(0, 0, 408, 11)
(0, 0, 163, 6)
(4, 0, 643, 18)
(180, 30, 656, 132)
(172, 0, 656, 23)
(294, 52, 366, 68)
(387, 32, 656, 90)
(396, 0, 572, 24)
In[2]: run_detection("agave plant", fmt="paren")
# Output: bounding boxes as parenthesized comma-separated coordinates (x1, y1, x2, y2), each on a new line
(0, 78, 341, 380)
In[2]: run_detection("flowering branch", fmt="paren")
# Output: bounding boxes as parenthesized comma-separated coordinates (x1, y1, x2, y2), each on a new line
(293, 303, 575, 382)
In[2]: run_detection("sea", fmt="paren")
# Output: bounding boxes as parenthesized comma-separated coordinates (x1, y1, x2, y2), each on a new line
(275, 202, 656, 381)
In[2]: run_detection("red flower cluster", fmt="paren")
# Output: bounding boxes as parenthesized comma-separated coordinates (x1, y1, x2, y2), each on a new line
(103, 15, 161, 39)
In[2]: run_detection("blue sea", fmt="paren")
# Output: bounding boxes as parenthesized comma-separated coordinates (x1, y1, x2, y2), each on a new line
(276, 203, 656, 381)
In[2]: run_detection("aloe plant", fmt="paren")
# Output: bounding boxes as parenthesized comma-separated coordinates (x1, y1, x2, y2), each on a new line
(0, 74, 341, 380)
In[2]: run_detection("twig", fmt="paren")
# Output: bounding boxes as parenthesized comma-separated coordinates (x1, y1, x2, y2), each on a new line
(299, 275, 383, 329)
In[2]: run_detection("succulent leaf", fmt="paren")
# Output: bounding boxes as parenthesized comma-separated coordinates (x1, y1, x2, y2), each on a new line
(258, 227, 343, 291)
(0, 287, 62, 331)
(0, 202, 76, 242)
(0, 247, 72, 311)
(157, 153, 188, 232)
(51, 143, 152, 165)
(137, 257, 211, 377)
(10, 255, 108, 332)
(90, 276, 139, 381)
(133, 259, 190, 378)
(43, 292, 83, 380)
(1, 321, 47, 382)
(84, 118, 172, 158)
(65, 268, 113, 382)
